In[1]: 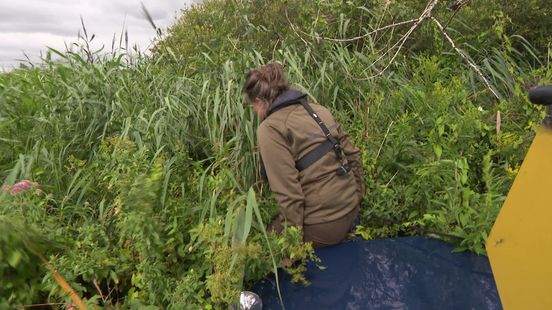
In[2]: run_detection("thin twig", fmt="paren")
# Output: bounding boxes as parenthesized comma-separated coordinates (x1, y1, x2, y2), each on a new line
(271, 38, 281, 61)
(431, 16, 501, 100)
(374, 121, 394, 163)
(104, 286, 116, 302)
(284, 8, 324, 69)
(365, 0, 440, 79)
(374, 0, 391, 39)
(285, 9, 310, 47)
(385, 170, 399, 187)
(302, 18, 419, 43)
(93, 278, 106, 303)
(352, 26, 419, 80)
(443, 8, 460, 32)
(25, 244, 87, 310)
(284, 0, 439, 81)
(343, 0, 439, 81)
(374, 1, 394, 44)
(443, 0, 472, 31)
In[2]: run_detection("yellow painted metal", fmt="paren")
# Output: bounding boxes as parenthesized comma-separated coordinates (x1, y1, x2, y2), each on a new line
(487, 125, 552, 309)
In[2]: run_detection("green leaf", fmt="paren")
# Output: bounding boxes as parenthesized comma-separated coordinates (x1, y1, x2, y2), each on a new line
(231, 190, 253, 245)
(242, 188, 255, 242)
(8, 250, 22, 268)
(433, 144, 443, 158)
(354, 51, 370, 64)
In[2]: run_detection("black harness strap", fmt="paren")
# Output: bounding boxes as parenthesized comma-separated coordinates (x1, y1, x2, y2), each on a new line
(259, 94, 351, 181)
(295, 139, 334, 171)
(295, 98, 351, 176)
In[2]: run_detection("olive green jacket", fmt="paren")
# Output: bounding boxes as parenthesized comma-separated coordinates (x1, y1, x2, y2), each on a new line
(257, 96, 365, 227)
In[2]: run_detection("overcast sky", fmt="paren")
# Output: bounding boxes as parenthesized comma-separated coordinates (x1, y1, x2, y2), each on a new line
(0, 0, 199, 70)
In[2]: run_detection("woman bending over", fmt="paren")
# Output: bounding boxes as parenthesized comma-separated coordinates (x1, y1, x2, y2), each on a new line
(243, 63, 365, 248)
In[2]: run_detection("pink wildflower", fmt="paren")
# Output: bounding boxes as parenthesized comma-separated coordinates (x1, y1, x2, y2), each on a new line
(2, 180, 43, 196)
(11, 180, 36, 194)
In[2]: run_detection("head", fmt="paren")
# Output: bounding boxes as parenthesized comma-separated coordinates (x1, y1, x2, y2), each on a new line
(243, 63, 289, 119)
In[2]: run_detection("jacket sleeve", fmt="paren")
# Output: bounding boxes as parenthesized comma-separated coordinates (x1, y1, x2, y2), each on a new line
(257, 123, 305, 228)
(337, 123, 366, 200)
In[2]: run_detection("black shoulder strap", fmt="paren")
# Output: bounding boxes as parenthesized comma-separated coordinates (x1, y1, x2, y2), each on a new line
(259, 98, 350, 181)
(295, 140, 334, 171)
(298, 99, 341, 153)
(295, 99, 350, 175)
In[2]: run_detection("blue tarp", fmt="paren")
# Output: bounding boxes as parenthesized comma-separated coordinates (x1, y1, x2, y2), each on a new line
(253, 237, 501, 310)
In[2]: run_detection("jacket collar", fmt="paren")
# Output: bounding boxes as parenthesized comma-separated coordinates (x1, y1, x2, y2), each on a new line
(265, 89, 307, 118)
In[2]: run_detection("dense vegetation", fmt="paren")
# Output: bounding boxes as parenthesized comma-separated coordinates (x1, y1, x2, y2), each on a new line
(1, 0, 551, 308)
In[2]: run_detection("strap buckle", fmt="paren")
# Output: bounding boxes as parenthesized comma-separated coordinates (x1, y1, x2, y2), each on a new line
(336, 162, 351, 176)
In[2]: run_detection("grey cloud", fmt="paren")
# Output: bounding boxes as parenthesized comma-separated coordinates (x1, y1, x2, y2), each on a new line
(0, 21, 78, 36)
(0, 0, 196, 69)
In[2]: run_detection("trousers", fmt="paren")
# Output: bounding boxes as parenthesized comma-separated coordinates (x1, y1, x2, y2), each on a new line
(269, 206, 359, 248)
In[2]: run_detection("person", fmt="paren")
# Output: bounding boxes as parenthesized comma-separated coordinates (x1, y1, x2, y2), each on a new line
(243, 63, 365, 248)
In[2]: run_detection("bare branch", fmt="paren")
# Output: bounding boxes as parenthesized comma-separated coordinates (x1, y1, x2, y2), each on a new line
(431, 16, 501, 100)
(303, 18, 419, 43)
(364, 0, 440, 79)
(443, 0, 472, 31)
(93, 278, 106, 303)
(283, 0, 440, 81)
